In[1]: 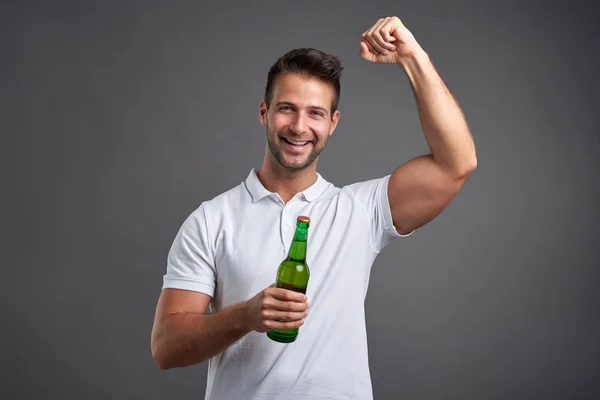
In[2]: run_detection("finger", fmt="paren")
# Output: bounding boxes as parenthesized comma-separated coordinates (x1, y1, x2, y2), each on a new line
(364, 29, 388, 54)
(270, 288, 307, 303)
(361, 18, 382, 39)
(380, 18, 398, 50)
(371, 30, 394, 53)
(264, 298, 308, 312)
(264, 319, 305, 330)
(360, 41, 377, 61)
(363, 19, 388, 54)
(262, 310, 307, 322)
(361, 39, 380, 58)
(360, 31, 378, 55)
(372, 18, 396, 52)
(371, 17, 387, 34)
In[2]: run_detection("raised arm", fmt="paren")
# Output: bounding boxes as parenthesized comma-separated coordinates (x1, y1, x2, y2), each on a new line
(360, 16, 477, 235)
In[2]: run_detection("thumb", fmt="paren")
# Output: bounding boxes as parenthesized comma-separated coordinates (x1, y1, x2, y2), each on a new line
(359, 41, 374, 62)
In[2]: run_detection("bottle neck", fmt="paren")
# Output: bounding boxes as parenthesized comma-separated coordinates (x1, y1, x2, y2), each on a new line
(287, 222, 308, 262)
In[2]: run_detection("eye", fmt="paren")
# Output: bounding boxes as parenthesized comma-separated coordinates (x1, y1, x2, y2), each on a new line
(311, 110, 324, 117)
(279, 106, 293, 112)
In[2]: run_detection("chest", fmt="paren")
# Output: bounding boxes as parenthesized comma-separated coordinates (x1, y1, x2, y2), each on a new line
(211, 195, 375, 309)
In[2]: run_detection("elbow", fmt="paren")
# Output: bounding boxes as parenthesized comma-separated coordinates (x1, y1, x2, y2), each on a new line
(151, 343, 169, 370)
(453, 156, 477, 180)
(151, 332, 208, 370)
(151, 332, 173, 370)
(464, 156, 478, 176)
(152, 355, 170, 371)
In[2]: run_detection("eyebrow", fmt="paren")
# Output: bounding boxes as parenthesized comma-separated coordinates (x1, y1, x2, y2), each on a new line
(275, 101, 329, 114)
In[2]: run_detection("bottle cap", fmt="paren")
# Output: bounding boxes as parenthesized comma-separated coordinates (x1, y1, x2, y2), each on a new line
(297, 216, 310, 224)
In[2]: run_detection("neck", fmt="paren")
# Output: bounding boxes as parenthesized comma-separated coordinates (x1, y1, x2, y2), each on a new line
(257, 155, 319, 204)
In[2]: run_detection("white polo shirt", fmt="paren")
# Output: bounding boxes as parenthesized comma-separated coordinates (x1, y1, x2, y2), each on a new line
(162, 168, 413, 400)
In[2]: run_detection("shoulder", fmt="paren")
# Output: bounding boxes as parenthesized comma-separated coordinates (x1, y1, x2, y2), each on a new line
(205, 183, 245, 209)
(310, 174, 392, 204)
(337, 174, 392, 204)
(182, 179, 247, 229)
(341, 174, 391, 193)
(195, 177, 248, 211)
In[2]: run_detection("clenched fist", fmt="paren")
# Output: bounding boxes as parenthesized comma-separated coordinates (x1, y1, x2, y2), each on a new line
(244, 285, 309, 333)
(360, 16, 423, 64)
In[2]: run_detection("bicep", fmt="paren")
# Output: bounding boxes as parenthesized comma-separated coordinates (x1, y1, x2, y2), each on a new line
(388, 154, 467, 234)
(154, 288, 212, 324)
(150, 289, 213, 361)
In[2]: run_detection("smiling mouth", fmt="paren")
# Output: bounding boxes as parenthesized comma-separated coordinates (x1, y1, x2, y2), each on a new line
(282, 137, 311, 147)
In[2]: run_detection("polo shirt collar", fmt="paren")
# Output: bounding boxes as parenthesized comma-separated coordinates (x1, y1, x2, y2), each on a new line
(245, 168, 330, 203)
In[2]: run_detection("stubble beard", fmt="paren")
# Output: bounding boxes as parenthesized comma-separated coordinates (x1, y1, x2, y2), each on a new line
(266, 123, 329, 172)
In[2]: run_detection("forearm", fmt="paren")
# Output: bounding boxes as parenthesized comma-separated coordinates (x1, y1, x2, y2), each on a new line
(399, 50, 477, 177)
(151, 301, 251, 369)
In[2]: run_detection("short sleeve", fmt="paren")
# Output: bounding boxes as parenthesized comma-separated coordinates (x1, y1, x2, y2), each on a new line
(344, 174, 413, 252)
(162, 203, 216, 297)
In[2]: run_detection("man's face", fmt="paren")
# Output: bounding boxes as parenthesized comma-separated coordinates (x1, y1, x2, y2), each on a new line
(259, 73, 340, 171)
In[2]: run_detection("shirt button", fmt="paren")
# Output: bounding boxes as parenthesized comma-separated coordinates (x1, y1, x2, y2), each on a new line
(284, 225, 290, 231)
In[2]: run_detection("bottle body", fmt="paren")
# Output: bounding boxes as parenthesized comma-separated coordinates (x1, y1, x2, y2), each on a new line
(267, 216, 310, 343)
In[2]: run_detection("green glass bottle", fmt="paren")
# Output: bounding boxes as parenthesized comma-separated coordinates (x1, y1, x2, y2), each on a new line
(267, 216, 311, 343)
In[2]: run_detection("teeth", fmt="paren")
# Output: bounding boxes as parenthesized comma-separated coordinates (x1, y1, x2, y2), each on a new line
(286, 138, 308, 146)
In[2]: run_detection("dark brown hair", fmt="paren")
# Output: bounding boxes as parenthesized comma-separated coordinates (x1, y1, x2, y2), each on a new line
(264, 48, 343, 115)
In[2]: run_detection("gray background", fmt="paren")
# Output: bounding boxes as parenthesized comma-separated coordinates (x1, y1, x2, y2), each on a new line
(4, 0, 599, 399)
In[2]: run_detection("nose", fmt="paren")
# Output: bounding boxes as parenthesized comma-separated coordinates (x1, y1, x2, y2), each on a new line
(290, 112, 308, 134)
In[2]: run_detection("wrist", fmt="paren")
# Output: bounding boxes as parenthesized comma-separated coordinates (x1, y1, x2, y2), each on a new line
(236, 300, 254, 333)
(397, 49, 436, 89)
(397, 48, 429, 70)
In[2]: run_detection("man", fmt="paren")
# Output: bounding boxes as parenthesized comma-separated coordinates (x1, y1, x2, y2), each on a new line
(151, 16, 476, 399)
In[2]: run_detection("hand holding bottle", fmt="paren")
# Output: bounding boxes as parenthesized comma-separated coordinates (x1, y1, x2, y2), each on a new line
(244, 285, 309, 333)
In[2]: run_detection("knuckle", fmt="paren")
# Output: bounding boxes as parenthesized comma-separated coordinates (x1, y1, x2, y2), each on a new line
(261, 310, 269, 320)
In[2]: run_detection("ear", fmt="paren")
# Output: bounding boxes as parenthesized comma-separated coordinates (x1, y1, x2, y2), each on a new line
(259, 99, 268, 126)
(328, 109, 341, 137)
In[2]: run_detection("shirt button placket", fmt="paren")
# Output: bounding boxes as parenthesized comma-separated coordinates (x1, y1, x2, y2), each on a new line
(281, 206, 293, 253)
